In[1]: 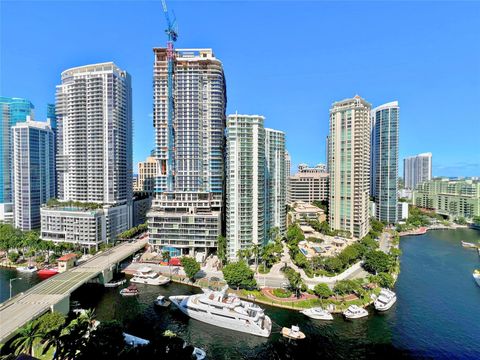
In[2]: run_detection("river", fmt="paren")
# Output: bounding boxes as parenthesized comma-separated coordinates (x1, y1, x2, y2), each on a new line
(1, 228, 479, 359)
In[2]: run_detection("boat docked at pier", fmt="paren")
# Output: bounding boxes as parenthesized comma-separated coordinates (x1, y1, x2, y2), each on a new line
(343, 305, 368, 319)
(37, 267, 58, 278)
(300, 307, 333, 320)
(374, 288, 397, 311)
(104, 279, 127, 288)
(130, 266, 170, 286)
(461, 241, 477, 248)
(473, 270, 480, 288)
(17, 265, 37, 273)
(169, 286, 272, 337)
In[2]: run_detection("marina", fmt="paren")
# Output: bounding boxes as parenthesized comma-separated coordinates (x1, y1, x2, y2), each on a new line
(1, 228, 479, 359)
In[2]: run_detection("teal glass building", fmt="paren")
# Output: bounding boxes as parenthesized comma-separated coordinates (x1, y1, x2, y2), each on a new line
(0, 97, 35, 204)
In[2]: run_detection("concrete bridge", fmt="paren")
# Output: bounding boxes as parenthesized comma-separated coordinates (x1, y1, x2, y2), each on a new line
(0, 238, 148, 343)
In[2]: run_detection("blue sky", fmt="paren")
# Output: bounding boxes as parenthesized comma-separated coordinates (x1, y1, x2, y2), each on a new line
(1, 1, 479, 177)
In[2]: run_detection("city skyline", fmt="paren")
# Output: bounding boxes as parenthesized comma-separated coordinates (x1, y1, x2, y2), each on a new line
(1, 1, 479, 178)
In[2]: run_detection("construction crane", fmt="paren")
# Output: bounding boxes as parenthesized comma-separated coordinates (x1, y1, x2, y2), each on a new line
(161, 0, 177, 192)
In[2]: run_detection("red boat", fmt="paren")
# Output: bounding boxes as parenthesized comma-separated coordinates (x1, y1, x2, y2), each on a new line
(37, 268, 59, 278)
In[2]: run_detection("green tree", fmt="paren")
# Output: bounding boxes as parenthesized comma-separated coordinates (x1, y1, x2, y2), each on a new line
(322, 257, 344, 274)
(34, 311, 66, 335)
(216, 235, 227, 268)
(377, 272, 395, 289)
(333, 279, 359, 295)
(41, 326, 65, 360)
(338, 244, 361, 266)
(11, 322, 43, 357)
(162, 250, 172, 278)
(282, 267, 304, 297)
(473, 216, 480, 226)
(222, 261, 257, 289)
(454, 217, 467, 225)
(79, 320, 125, 359)
(364, 250, 394, 274)
(180, 257, 200, 281)
(314, 283, 333, 299)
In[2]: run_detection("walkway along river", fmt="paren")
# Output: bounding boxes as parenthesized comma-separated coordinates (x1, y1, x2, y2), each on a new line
(1, 228, 479, 359)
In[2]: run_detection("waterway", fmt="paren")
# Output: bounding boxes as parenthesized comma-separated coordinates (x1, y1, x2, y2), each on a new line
(1, 228, 479, 359)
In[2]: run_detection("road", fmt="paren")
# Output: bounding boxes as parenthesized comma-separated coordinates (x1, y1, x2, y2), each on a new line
(0, 238, 147, 343)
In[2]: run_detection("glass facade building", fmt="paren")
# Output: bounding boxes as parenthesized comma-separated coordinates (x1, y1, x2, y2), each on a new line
(0, 97, 34, 204)
(371, 101, 399, 224)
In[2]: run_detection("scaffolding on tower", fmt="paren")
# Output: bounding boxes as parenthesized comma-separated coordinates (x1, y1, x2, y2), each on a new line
(161, 0, 178, 192)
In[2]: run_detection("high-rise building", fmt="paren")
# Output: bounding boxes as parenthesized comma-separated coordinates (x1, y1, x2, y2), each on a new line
(288, 165, 329, 204)
(0, 97, 34, 222)
(285, 151, 291, 206)
(265, 128, 287, 234)
(329, 95, 371, 239)
(148, 48, 227, 257)
(46, 104, 57, 197)
(12, 117, 55, 230)
(136, 156, 159, 194)
(325, 135, 330, 172)
(41, 62, 133, 246)
(404, 153, 432, 190)
(226, 114, 266, 260)
(371, 101, 399, 223)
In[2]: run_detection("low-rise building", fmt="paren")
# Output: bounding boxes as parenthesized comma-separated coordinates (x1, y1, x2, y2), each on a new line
(58, 253, 77, 273)
(288, 171, 329, 204)
(40, 202, 130, 248)
(398, 202, 409, 221)
(413, 178, 480, 220)
(288, 201, 326, 226)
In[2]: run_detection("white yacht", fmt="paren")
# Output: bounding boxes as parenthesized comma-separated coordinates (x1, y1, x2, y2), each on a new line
(374, 288, 397, 311)
(17, 265, 37, 273)
(300, 307, 333, 320)
(169, 286, 272, 337)
(130, 266, 170, 286)
(473, 270, 480, 288)
(343, 305, 368, 319)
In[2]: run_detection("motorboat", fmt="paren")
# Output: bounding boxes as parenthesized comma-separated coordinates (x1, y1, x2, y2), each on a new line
(461, 241, 477, 248)
(281, 325, 306, 340)
(154, 295, 170, 307)
(123, 332, 150, 347)
(130, 266, 170, 286)
(104, 279, 127, 288)
(17, 265, 37, 273)
(300, 307, 333, 320)
(473, 270, 480, 288)
(374, 288, 397, 311)
(37, 267, 58, 278)
(120, 284, 139, 296)
(343, 305, 368, 319)
(192, 347, 207, 360)
(170, 285, 272, 337)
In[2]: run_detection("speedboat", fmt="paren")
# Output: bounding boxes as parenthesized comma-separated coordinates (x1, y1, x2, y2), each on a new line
(120, 284, 139, 296)
(374, 288, 397, 311)
(300, 307, 333, 320)
(343, 305, 368, 319)
(192, 347, 207, 360)
(461, 241, 477, 248)
(17, 265, 37, 273)
(281, 325, 306, 340)
(473, 270, 480, 288)
(123, 333, 150, 347)
(37, 267, 58, 278)
(130, 266, 170, 286)
(154, 295, 170, 307)
(104, 279, 127, 288)
(170, 286, 272, 337)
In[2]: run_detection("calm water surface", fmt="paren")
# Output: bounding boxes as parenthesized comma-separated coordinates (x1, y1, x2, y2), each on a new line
(1, 228, 479, 359)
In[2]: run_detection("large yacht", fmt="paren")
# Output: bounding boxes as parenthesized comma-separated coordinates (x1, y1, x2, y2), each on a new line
(300, 307, 333, 320)
(343, 305, 368, 319)
(473, 270, 480, 288)
(374, 288, 397, 311)
(130, 266, 170, 286)
(169, 286, 272, 337)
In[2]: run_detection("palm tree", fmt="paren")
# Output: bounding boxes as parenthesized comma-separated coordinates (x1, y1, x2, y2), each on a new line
(251, 244, 260, 272)
(162, 250, 172, 278)
(11, 322, 43, 357)
(79, 309, 96, 332)
(41, 326, 65, 360)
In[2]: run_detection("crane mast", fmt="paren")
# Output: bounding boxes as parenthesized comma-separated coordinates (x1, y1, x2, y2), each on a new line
(161, 0, 177, 192)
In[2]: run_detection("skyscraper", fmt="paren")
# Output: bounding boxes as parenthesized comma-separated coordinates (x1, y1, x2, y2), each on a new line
(371, 101, 399, 223)
(329, 95, 371, 239)
(265, 128, 287, 234)
(41, 62, 132, 246)
(285, 150, 291, 206)
(46, 104, 57, 197)
(12, 117, 55, 230)
(0, 97, 34, 222)
(55, 62, 132, 205)
(148, 48, 227, 257)
(404, 153, 432, 190)
(226, 114, 266, 260)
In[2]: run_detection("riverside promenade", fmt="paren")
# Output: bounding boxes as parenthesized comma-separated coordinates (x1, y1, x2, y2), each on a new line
(0, 238, 147, 343)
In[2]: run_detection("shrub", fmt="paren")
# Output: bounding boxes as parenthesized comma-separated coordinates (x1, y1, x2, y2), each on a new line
(272, 288, 292, 298)
(314, 283, 333, 299)
(8, 252, 20, 263)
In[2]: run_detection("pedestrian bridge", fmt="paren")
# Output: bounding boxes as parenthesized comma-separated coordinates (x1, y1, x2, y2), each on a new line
(0, 238, 148, 343)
